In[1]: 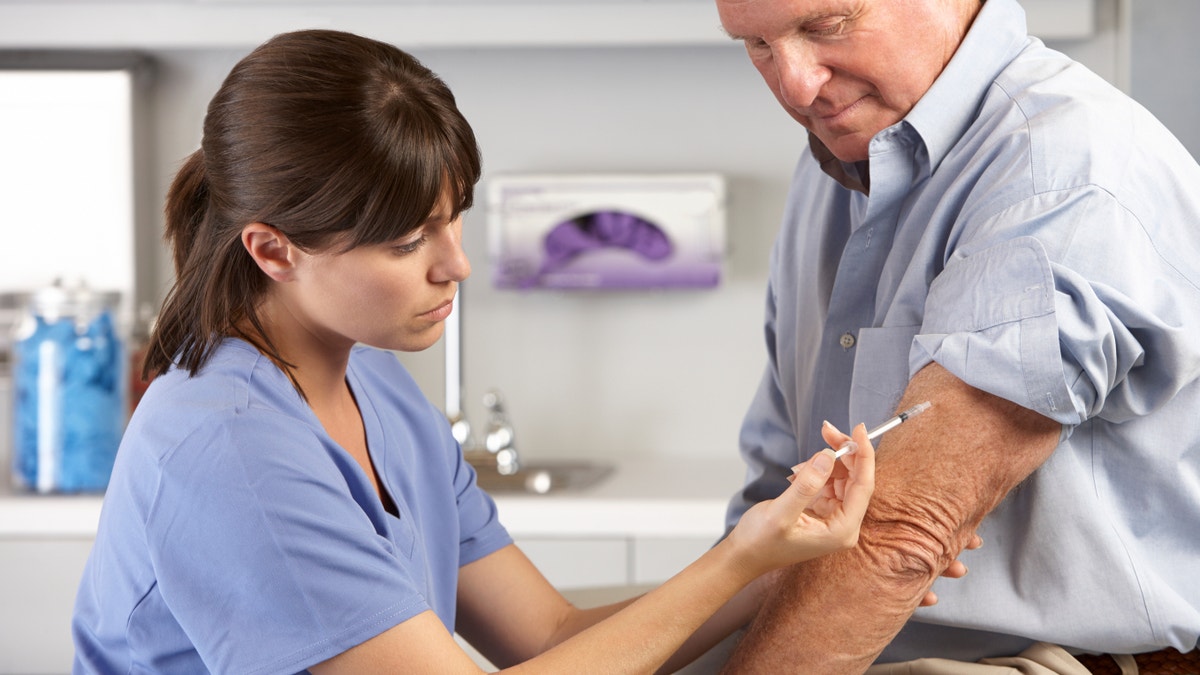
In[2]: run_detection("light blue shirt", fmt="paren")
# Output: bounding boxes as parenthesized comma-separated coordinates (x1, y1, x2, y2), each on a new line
(727, 0, 1200, 659)
(72, 340, 512, 674)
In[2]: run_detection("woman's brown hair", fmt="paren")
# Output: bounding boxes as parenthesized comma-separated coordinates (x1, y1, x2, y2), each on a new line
(145, 29, 481, 384)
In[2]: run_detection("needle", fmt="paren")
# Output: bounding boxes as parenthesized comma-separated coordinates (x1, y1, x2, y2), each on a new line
(834, 401, 932, 458)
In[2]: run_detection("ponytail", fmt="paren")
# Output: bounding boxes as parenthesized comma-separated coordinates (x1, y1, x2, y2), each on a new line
(143, 149, 278, 380)
(163, 150, 208, 274)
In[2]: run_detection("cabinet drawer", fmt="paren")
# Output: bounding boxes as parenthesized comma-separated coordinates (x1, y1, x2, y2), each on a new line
(0, 538, 93, 674)
(632, 536, 716, 585)
(513, 537, 629, 590)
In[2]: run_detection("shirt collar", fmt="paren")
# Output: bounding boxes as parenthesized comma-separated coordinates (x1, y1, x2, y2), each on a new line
(808, 132, 870, 193)
(810, 0, 1030, 191)
(905, 0, 1030, 174)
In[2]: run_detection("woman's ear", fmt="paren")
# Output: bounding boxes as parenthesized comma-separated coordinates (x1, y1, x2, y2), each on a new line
(242, 222, 299, 281)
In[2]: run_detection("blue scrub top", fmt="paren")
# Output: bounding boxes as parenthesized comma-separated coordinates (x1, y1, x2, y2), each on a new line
(72, 340, 512, 674)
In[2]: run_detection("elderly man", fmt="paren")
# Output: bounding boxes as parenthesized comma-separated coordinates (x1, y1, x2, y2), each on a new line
(716, 0, 1200, 671)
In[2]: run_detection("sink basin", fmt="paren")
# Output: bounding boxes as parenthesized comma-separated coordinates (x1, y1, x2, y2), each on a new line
(471, 459, 614, 494)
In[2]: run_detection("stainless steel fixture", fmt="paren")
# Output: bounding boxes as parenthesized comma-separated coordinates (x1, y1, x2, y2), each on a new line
(481, 389, 519, 475)
(444, 286, 612, 494)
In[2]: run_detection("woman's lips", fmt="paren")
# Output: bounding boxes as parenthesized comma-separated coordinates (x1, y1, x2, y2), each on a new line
(421, 299, 455, 322)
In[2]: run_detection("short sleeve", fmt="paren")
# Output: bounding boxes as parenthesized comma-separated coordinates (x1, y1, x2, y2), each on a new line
(450, 455, 513, 566)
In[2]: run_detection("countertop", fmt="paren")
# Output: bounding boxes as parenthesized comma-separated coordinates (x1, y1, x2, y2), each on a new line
(0, 457, 746, 540)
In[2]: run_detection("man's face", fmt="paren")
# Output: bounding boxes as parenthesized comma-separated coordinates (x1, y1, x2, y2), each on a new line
(717, 0, 974, 162)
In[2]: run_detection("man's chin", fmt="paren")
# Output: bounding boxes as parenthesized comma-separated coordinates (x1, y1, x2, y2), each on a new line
(820, 136, 871, 163)
(801, 124, 871, 163)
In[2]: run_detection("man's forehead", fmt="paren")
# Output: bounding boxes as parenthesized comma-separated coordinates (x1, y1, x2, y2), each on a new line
(717, 0, 869, 32)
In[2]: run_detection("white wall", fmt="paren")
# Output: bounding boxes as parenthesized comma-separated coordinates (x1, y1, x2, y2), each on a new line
(146, 43, 798, 462)
(1130, 0, 1200, 157)
(5, 0, 1133, 465)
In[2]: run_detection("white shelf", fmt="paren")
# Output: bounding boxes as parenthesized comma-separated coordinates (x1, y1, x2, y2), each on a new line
(0, 0, 1097, 50)
(0, 490, 102, 538)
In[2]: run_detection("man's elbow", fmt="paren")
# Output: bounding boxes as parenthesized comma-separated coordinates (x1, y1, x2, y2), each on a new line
(858, 497, 965, 594)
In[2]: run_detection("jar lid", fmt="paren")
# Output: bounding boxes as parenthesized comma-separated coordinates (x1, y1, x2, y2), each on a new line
(28, 280, 121, 322)
(7, 281, 121, 333)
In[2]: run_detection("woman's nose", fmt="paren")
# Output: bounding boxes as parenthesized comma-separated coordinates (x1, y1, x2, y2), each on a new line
(431, 218, 471, 283)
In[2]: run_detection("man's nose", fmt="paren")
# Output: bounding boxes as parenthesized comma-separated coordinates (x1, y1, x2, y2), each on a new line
(772, 41, 831, 110)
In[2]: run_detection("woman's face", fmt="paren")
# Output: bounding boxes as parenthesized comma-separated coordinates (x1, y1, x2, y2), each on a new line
(282, 194, 471, 354)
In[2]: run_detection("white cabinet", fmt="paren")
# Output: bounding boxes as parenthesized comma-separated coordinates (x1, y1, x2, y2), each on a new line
(515, 537, 630, 590)
(0, 539, 92, 675)
(513, 535, 719, 590)
(632, 537, 716, 585)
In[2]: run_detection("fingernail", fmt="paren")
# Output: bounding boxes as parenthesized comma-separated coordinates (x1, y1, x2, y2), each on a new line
(822, 420, 833, 428)
(837, 441, 858, 457)
(813, 450, 835, 473)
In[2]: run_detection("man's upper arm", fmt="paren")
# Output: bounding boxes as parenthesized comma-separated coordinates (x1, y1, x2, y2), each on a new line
(865, 362, 1063, 581)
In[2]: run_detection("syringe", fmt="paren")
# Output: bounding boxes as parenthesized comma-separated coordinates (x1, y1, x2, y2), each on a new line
(834, 401, 932, 458)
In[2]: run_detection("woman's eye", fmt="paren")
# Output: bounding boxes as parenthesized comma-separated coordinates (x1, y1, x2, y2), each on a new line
(393, 235, 428, 255)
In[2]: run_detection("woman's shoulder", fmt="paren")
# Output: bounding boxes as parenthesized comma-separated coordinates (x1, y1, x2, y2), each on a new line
(128, 340, 312, 455)
(151, 338, 298, 405)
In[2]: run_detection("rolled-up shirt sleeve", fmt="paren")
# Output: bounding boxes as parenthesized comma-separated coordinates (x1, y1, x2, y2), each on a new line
(913, 188, 1197, 429)
(913, 236, 1081, 424)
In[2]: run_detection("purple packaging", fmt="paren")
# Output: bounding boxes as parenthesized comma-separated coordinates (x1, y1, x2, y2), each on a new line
(487, 174, 726, 290)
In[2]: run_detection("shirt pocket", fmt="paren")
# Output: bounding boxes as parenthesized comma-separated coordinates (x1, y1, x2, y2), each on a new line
(849, 325, 921, 429)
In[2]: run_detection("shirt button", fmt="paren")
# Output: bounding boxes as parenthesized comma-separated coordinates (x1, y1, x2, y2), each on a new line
(839, 332, 856, 349)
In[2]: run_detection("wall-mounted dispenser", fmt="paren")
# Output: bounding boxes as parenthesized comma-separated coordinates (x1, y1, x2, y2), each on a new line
(487, 174, 726, 290)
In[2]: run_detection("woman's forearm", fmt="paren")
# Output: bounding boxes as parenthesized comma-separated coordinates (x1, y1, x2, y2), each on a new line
(519, 434, 869, 674)
(655, 573, 771, 674)
(507, 538, 759, 674)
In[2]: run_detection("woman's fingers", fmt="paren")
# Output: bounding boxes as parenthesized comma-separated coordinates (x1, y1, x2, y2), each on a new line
(820, 420, 853, 454)
(837, 423, 875, 519)
(782, 450, 838, 510)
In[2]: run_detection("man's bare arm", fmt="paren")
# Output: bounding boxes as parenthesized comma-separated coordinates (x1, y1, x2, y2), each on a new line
(722, 362, 1062, 673)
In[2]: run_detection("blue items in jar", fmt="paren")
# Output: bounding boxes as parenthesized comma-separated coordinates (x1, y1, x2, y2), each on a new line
(12, 282, 126, 493)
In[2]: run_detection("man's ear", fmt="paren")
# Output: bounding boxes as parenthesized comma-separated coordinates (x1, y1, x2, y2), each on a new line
(242, 222, 299, 281)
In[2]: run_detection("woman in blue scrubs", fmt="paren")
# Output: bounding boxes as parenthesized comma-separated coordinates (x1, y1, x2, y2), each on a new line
(70, 29, 879, 674)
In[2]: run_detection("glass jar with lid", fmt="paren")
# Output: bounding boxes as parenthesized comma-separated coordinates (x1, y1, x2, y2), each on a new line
(10, 280, 126, 493)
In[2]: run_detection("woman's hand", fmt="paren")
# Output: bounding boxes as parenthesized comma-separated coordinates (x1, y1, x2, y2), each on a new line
(724, 423, 876, 580)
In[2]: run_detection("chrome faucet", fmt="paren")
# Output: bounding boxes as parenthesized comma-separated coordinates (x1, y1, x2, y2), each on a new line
(482, 389, 520, 475)
(445, 288, 520, 475)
